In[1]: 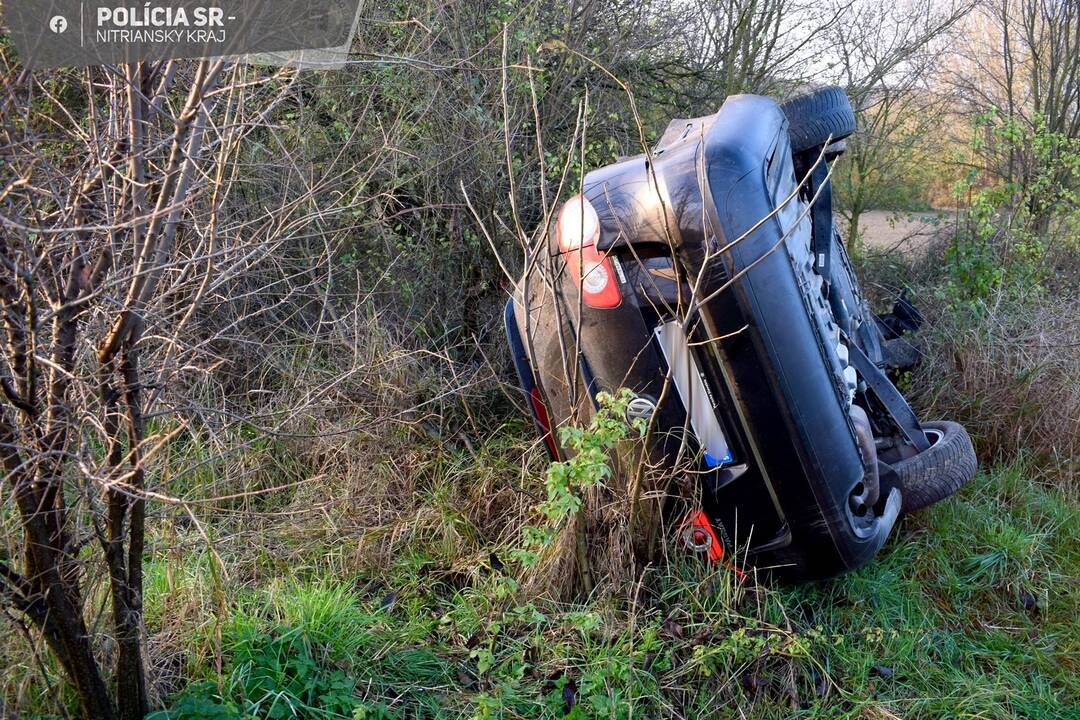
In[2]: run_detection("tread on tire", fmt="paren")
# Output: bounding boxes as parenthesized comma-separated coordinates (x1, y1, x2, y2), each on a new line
(780, 86, 857, 154)
(891, 420, 978, 514)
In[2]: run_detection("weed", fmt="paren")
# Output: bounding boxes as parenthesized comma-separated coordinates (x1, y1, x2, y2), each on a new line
(141, 460, 1078, 719)
(515, 390, 641, 567)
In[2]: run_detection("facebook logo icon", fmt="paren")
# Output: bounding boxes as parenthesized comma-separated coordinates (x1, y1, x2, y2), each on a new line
(50, 15, 68, 34)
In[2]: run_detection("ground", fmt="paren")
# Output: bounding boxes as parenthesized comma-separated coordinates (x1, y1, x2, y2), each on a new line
(857, 210, 953, 253)
(142, 443, 1079, 720)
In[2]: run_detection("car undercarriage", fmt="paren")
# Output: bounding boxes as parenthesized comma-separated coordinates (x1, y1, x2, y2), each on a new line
(506, 87, 977, 582)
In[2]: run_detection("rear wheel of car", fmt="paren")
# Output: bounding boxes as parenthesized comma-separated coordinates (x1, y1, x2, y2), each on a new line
(780, 86, 857, 154)
(890, 421, 978, 513)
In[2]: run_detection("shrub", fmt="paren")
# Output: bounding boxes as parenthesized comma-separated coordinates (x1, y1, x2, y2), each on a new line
(947, 111, 1080, 304)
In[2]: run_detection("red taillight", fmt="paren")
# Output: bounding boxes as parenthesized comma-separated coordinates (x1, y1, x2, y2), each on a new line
(564, 244, 622, 310)
(554, 195, 622, 309)
(529, 386, 560, 459)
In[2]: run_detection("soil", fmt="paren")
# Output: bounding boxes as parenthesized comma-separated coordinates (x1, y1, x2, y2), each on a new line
(856, 209, 955, 254)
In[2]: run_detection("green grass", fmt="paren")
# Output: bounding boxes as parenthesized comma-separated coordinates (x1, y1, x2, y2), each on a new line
(143, 460, 1078, 720)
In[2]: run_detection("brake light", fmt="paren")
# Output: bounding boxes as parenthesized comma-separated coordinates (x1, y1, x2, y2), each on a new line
(529, 387, 560, 460)
(681, 509, 725, 563)
(554, 195, 622, 309)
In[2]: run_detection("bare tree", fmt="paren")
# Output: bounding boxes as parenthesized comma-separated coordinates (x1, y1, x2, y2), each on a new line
(672, 0, 848, 103)
(955, 0, 1080, 141)
(824, 0, 968, 245)
(951, 0, 1080, 214)
(0, 55, 309, 718)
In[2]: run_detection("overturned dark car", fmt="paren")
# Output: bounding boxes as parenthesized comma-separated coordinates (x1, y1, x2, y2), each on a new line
(505, 87, 978, 583)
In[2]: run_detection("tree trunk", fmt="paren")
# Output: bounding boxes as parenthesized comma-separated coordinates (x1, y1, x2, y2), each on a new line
(847, 208, 863, 255)
(41, 614, 116, 720)
(116, 349, 149, 720)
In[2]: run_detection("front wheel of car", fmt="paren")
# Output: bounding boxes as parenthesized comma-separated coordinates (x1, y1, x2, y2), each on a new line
(891, 420, 978, 514)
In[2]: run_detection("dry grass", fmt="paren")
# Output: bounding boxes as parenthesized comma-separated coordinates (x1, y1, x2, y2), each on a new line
(911, 295, 1079, 484)
(855, 235, 1079, 488)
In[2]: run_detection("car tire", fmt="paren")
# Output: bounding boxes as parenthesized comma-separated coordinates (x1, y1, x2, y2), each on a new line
(780, 86, 857, 154)
(891, 421, 978, 514)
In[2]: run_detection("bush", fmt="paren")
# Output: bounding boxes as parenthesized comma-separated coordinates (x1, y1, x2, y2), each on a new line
(853, 227, 1077, 487)
(849, 108, 1079, 486)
